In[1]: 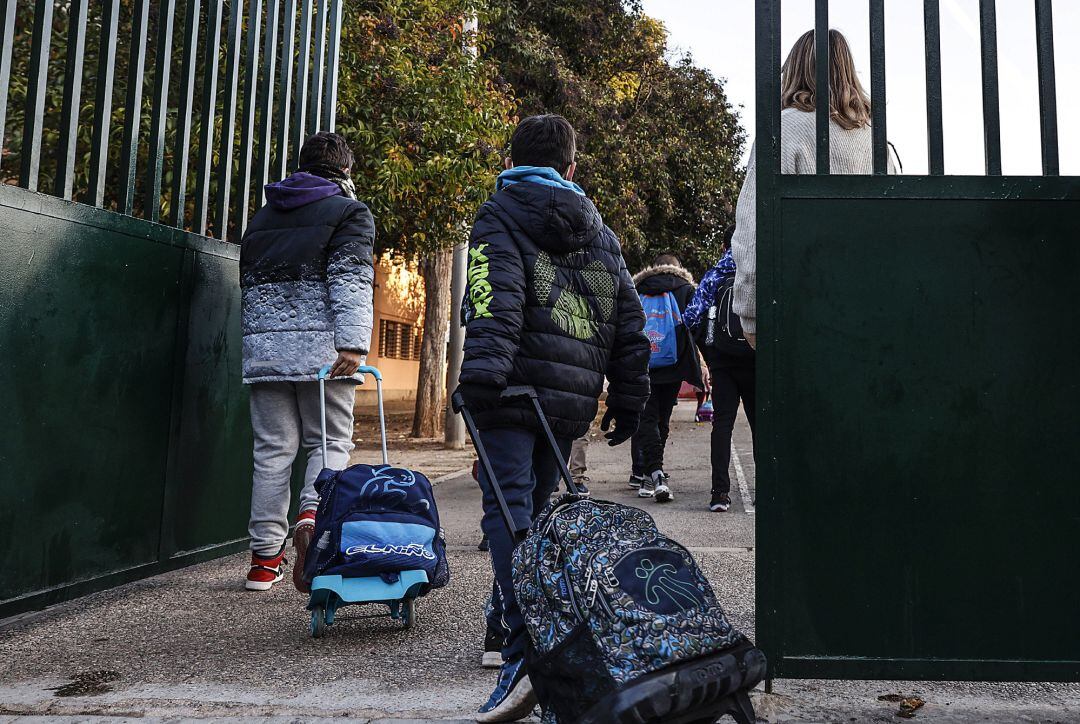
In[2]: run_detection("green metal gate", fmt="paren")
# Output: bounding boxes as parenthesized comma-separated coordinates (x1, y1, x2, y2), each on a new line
(755, 0, 1080, 681)
(0, 0, 343, 618)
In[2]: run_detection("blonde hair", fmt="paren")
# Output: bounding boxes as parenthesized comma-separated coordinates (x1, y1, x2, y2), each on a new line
(781, 29, 871, 131)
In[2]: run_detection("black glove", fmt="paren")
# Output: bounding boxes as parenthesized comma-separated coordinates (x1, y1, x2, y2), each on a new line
(601, 406, 640, 447)
(456, 382, 503, 412)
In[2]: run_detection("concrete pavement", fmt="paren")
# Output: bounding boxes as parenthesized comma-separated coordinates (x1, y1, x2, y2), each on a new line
(2, 404, 1078, 722)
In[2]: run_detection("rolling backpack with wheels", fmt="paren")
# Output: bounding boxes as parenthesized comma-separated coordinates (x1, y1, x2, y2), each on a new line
(454, 387, 766, 724)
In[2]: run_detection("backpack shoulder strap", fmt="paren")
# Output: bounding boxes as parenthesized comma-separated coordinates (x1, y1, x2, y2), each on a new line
(666, 291, 683, 324)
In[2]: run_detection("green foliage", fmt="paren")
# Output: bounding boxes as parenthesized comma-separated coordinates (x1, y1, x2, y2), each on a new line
(335, 0, 516, 256)
(489, 0, 746, 275)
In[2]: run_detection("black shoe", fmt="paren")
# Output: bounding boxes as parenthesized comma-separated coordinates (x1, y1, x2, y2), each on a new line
(710, 491, 731, 512)
(573, 475, 591, 497)
(478, 533, 489, 552)
(482, 625, 504, 669)
(476, 656, 536, 721)
(628, 473, 645, 490)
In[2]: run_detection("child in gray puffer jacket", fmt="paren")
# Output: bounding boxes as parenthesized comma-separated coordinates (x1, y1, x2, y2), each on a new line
(239, 132, 375, 592)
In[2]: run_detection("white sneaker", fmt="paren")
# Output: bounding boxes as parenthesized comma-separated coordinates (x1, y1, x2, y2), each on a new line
(650, 471, 673, 503)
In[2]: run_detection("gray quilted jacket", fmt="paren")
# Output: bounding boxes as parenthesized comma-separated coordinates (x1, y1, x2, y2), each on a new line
(240, 172, 375, 384)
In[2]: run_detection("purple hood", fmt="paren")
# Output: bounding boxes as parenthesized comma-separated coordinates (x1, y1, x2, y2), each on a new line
(264, 172, 342, 210)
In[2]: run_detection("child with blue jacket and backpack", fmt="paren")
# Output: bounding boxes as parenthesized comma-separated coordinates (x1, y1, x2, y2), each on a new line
(629, 255, 704, 502)
(456, 114, 651, 722)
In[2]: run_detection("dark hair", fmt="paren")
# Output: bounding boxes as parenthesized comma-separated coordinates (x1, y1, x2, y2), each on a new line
(722, 224, 736, 250)
(510, 114, 576, 171)
(653, 253, 680, 267)
(299, 132, 355, 171)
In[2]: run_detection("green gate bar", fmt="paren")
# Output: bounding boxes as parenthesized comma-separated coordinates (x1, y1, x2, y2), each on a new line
(193, 0, 226, 235)
(87, 0, 121, 207)
(55, 0, 88, 200)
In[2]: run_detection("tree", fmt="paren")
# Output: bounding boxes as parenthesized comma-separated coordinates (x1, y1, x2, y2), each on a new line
(335, 0, 515, 437)
(489, 0, 745, 275)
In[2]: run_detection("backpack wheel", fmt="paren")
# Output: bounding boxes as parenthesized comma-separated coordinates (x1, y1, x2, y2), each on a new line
(402, 598, 417, 629)
(310, 606, 327, 638)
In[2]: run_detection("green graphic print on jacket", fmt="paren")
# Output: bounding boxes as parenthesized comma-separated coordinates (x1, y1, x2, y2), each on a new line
(534, 250, 617, 341)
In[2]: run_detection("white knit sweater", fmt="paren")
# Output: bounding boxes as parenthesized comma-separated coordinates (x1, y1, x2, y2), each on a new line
(731, 108, 897, 334)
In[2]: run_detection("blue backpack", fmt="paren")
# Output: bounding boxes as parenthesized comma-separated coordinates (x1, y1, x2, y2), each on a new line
(640, 291, 682, 369)
(303, 464, 449, 589)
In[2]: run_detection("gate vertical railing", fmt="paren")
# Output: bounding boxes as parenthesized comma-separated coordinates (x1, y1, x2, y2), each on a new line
(0, 0, 345, 618)
(1, 0, 344, 240)
(756, 0, 1080, 682)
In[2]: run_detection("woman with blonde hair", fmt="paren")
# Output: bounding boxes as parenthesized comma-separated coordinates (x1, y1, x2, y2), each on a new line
(731, 29, 897, 347)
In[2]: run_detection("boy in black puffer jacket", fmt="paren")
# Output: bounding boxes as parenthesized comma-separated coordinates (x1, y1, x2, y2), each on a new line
(629, 255, 704, 502)
(456, 115, 650, 722)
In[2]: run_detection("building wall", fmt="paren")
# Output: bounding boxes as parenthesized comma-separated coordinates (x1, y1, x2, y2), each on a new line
(362, 256, 425, 404)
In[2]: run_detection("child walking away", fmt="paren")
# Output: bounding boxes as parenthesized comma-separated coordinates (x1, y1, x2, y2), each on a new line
(239, 132, 375, 591)
(456, 114, 650, 722)
(684, 226, 755, 513)
(629, 255, 704, 502)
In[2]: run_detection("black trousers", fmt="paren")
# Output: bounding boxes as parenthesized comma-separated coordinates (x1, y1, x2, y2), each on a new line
(709, 361, 756, 494)
(630, 380, 682, 476)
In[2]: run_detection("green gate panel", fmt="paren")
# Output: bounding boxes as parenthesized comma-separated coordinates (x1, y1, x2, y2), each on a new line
(0, 195, 183, 601)
(160, 246, 253, 558)
(760, 196, 1080, 680)
(0, 187, 252, 616)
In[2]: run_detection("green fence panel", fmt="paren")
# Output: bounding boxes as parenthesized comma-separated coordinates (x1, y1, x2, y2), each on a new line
(160, 246, 253, 558)
(0, 187, 250, 617)
(0, 191, 181, 602)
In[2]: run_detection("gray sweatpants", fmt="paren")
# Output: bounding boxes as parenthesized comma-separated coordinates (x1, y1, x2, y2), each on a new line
(248, 380, 356, 557)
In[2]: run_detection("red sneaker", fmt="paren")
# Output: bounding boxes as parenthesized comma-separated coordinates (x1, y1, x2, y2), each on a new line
(293, 509, 317, 593)
(245, 549, 287, 591)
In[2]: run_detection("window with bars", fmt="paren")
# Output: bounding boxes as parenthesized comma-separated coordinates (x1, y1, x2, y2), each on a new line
(378, 319, 422, 361)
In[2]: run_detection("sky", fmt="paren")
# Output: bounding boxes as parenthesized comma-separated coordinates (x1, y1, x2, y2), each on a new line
(640, 0, 1080, 175)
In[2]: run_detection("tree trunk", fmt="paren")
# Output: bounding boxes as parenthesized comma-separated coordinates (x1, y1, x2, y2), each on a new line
(411, 248, 453, 438)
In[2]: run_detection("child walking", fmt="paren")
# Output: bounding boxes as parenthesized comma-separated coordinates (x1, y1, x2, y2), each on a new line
(628, 254, 704, 502)
(456, 114, 650, 721)
(239, 132, 375, 591)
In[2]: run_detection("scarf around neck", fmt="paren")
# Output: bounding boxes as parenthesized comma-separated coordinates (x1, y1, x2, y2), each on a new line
(299, 162, 357, 200)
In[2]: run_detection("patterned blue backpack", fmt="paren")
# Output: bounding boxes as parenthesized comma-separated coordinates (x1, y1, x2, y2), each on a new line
(640, 291, 682, 369)
(455, 387, 764, 723)
(512, 494, 765, 723)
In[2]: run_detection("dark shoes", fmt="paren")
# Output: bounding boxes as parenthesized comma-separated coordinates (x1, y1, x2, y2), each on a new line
(482, 625, 505, 669)
(710, 491, 732, 512)
(572, 475, 591, 497)
(476, 657, 536, 722)
(292, 509, 317, 593)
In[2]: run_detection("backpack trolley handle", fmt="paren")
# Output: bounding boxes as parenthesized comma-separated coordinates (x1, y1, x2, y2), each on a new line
(451, 385, 580, 540)
(318, 364, 388, 469)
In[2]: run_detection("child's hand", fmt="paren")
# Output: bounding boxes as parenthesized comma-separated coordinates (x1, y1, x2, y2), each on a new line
(329, 350, 363, 377)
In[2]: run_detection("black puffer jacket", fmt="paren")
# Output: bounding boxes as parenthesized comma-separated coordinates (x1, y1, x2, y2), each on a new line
(458, 181, 651, 439)
(634, 264, 704, 388)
